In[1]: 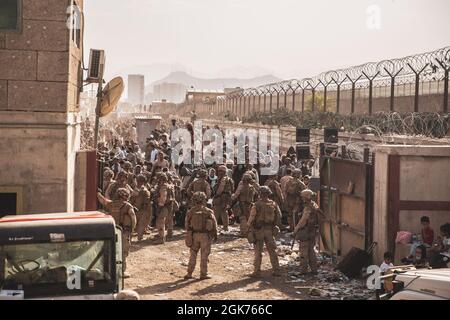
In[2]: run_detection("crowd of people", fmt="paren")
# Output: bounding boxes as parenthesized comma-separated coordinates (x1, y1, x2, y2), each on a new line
(95, 118, 319, 279)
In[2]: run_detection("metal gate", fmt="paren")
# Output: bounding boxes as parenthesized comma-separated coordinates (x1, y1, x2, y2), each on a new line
(319, 155, 373, 258)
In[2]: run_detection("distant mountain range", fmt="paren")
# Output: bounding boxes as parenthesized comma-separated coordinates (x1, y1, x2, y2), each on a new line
(146, 71, 281, 94)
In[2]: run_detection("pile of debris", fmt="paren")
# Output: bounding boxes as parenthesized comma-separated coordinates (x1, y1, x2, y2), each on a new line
(278, 233, 374, 300)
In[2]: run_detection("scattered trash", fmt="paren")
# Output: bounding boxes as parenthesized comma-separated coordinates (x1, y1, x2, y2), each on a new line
(308, 288, 323, 297)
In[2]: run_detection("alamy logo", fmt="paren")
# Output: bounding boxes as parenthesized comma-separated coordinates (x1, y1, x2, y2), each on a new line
(366, 265, 382, 290)
(171, 121, 280, 175)
(366, 5, 381, 30)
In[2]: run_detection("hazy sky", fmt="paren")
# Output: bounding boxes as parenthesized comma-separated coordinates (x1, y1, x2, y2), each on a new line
(84, 0, 450, 81)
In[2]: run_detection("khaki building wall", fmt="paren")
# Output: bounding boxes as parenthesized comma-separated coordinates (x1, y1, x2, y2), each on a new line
(372, 146, 450, 264)
(0, 0, 83, 215)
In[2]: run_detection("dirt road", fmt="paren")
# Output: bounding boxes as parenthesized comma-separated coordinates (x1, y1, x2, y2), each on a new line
(125, 226, 373, 300)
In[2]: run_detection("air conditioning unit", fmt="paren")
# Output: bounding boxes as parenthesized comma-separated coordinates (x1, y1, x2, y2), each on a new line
(87, 49, 105, 83)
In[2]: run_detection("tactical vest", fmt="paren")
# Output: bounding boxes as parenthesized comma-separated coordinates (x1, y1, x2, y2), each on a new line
(156, 184, 174, 206)
(192, 180, 209, 193)
(239, 185, 255, 203)
(254, 200, 277, 228)
(137, 187, 151, 209)
(110, 201, 134, 230)
(189, 207, 212, 233)
(222, 177, 233, 193)
(306, 203, 319, 232)
(287, 179, 305, 196)
(297, 203, 320, 241)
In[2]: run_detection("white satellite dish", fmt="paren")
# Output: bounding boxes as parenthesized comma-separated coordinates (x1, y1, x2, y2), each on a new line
(100, 76, 124, 117)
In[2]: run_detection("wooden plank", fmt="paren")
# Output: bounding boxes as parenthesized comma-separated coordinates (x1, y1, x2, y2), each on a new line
(399, 201, 450, 211)
(387, 155, 401, 256)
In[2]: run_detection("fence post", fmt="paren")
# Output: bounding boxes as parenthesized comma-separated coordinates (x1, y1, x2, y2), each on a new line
(263, 93, 267, 113)
(269, 91, 273, 113)
(346, 75, 361, 114)
(445, 68, 449, 114)
(301, 88, 305, 113)
(436, 60, 449, 113)
(362, 71, 380, 115)
(408, 63, 429, 113)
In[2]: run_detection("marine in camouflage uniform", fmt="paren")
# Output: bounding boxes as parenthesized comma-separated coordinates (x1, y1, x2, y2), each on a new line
(131, 174, 153, 241)
(154, 173, 175, 244)
(187, 169, 212, 208)
(246, 186, 282, 278)
(97, 188, 137, 277)
(102, 168, 115, 194)
(264, 174, 284, 210)
(294, 189, 322, 275)
(165, 173, 178, 238)
(232, 174, 258, 237)
(184, 192, 218, 280)
(212, 165, 234, 232)
(122, 161, 137, 189)
(105, 171, 133, 201)
(285, 169, 306, 231)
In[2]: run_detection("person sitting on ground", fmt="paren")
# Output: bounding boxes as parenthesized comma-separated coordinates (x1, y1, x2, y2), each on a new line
(377, 252, 395, 298)
(380, 252, 394, 274)
(407, 215, 434, 258)
(429, 223, 450, 268)
(401, 245, 429, 269)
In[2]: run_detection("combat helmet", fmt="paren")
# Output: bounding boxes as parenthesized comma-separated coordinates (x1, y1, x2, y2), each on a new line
(192, 191, 207, 205)
(259, 186, 273, 197)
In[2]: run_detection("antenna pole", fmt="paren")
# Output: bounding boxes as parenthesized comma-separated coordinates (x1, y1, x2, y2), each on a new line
(93, 80, 103, 150)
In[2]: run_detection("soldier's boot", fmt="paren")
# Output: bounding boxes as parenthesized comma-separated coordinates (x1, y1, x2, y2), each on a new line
(251, 241, 263, 278)
(308, 242, 318, 275)
(167, 229, 174, 238)
(123, 259, 131, 278)
(267, 238, 281, 277)
(250, 270, 262, 278)
(184, 273, 193, 280)
(200, 274, 212, 280)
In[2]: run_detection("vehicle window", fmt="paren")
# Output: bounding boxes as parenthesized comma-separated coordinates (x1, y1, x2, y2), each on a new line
(0, 240, 113, 291)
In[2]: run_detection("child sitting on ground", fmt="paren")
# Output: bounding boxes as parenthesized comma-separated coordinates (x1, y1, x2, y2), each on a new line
(408, 216, 434, 257)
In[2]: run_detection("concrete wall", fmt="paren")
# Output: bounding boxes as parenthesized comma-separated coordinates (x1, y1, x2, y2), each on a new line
(372, 145, 450, 264)
(216, 79, 450, 116)
(0, 0, 83, 214)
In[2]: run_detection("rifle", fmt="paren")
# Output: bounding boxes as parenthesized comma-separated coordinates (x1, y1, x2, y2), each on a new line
(291, 232, 297, 250)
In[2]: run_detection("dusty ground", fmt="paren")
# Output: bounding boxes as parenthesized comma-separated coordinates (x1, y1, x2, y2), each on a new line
(125, 225, 373, 300)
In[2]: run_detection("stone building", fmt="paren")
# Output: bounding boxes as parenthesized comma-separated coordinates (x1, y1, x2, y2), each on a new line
(128, 74, 145, 106)
(0, 0, 84, 217)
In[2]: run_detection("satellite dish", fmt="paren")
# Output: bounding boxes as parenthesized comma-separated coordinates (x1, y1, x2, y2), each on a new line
(100, 76, 124, 117)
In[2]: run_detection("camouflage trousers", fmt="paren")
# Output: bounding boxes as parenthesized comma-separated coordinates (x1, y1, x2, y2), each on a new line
(253, 227, 280, 273)
(187, 233, 212, 277)
(239, 202, 252, 236)
(122, 230, 132, 272)
(165, 205, 174, 237)
(298, 240, 318, 273)
(285, 200, 300, 231)
(136, 206, 153, 240)
(213, 197, 230, 230)
(155, 206, 170, 242)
